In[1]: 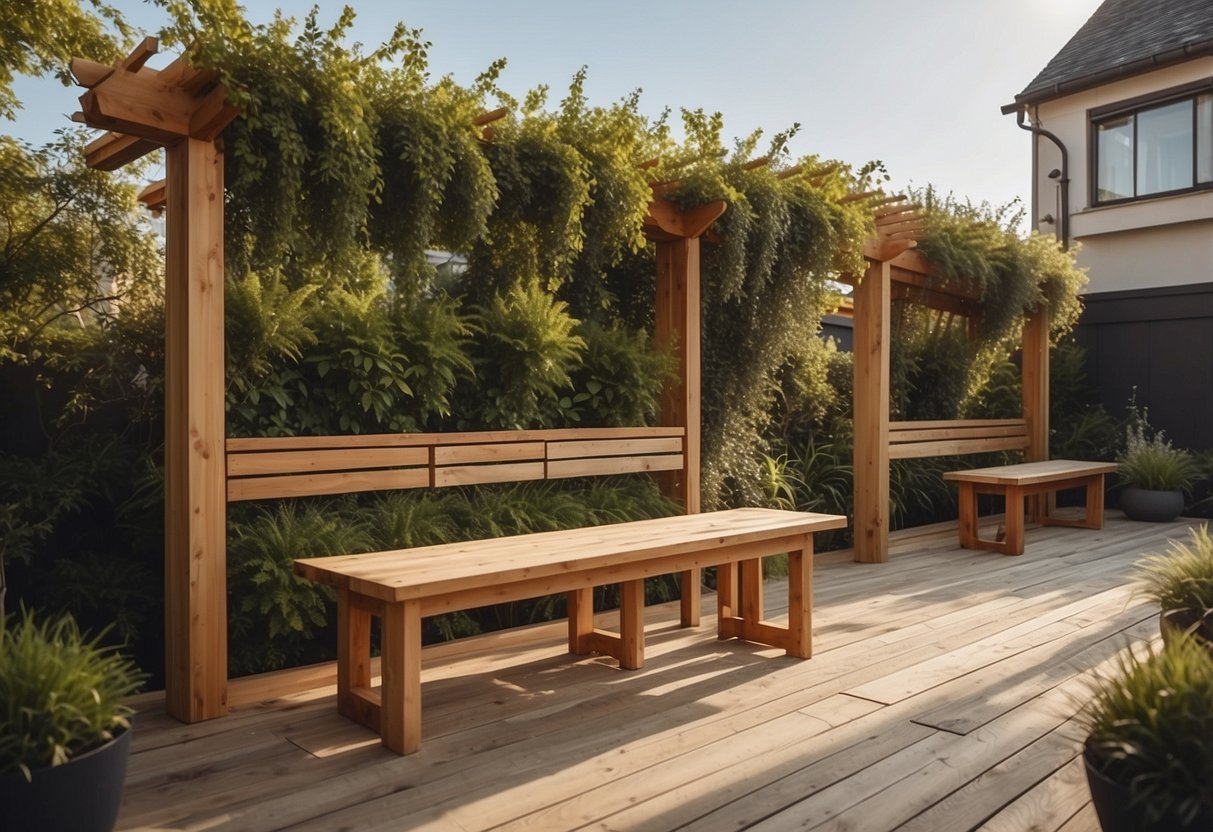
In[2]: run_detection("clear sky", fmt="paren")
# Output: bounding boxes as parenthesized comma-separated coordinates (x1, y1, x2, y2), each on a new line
(6, 0, 1105, 216)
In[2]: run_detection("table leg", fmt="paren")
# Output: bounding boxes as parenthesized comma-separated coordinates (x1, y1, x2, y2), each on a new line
(380, 600, 422, 755)
(786, 535, 813, 659)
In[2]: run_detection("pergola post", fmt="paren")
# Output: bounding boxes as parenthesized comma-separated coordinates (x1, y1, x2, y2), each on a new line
(163, 138, 228, 721)
(852, 258, 892, 564)
(1022, 307, 1050, 462)
(655, 237, 702, 624)
(655, 237, 702, 515)
(646, 196, 725, 626)
(71, 41, 239, 722)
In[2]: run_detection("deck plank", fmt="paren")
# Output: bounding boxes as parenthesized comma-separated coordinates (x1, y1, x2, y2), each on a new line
(112, 514, 1197, 832)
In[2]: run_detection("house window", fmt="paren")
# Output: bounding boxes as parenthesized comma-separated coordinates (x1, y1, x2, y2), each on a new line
(1092, 86, 1213, 204)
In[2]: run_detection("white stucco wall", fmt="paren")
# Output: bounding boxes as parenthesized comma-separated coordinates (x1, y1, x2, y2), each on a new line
(1031, 59, 1213, 294)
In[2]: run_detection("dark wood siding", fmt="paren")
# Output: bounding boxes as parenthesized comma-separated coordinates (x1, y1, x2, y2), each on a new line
(1075, 282, 1213, 451)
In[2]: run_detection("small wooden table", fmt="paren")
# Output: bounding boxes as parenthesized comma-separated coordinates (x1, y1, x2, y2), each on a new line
(295, 507, 847, 754)
(943, 460, 1118, 556)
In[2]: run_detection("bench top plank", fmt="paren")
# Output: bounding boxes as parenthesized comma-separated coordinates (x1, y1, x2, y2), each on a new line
(942, 459, 1117, 487)
(295, 507, 846, 604)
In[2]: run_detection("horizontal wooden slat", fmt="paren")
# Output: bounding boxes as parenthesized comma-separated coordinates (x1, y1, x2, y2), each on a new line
(226, 427, 685, 453)
(889, 425, 1028, 444)
(433, 443, 545, 465)
(227, 447, 429, 477)
(547, 455, 684, 479)
(226, 428, 689, 501)
(547, 438, 683, 460)
(889, 419, 1025, 432)
(433, 462, 546, 488)
(888, 436, 1029, 460)
(227, 468, 430, 501)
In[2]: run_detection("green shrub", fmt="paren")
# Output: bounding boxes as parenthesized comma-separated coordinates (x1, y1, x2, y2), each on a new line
(1119, 408, 1199, 492)
(1137, 525, 1213, 645)
(470, 280, 586, 428)
(571, 323, 673, 427)
(1082, 637, 1213, 826)
(0, 609, 144, 780)
(227, 501, 373, 674)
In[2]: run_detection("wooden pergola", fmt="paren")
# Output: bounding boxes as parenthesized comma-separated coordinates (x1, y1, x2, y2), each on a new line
(70, 42, 1049, 723)
(845, 201, 1050, 564)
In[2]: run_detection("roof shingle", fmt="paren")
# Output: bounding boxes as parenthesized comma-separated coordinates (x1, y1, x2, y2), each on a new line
(1018, 0, 1213, 104)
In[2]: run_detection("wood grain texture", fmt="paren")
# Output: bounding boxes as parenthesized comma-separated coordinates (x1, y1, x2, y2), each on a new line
(295, 509, 843, 604)
(225, 427, 684, 453)
(942, 460, 1118, 487)
(655, 235, 703, 627)
(163, 138, 227, 723)
(853, 258, 891, 563)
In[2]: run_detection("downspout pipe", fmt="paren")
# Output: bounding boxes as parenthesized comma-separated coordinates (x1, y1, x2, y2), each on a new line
(1012, 107, 1070, 250)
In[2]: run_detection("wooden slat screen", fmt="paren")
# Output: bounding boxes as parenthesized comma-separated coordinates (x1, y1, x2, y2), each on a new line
(226, 427, 685, 501)
(888, 419, 1029, 460)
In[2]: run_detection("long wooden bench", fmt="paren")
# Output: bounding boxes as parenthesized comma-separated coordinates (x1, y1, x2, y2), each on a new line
(943, 459, 1118, 556)
(294, 507, 847, 754)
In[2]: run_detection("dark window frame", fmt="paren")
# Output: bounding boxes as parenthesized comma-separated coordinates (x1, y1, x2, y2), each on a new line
(1088, 77, 1213, 206)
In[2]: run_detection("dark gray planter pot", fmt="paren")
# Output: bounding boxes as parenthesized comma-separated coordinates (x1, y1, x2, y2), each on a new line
(1084, 742, 1213, 831)
(1119, 487, 1184, 522)
(0, 725, 131, 832)
(1160, 608, 1213, 655)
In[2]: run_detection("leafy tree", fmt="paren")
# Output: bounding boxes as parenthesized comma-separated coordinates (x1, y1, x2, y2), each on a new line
(0, 133, 161, 364)
(0, 0, 128, 119)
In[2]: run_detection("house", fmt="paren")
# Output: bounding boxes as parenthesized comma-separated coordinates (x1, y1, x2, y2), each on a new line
(1003, 0, 1213, 450)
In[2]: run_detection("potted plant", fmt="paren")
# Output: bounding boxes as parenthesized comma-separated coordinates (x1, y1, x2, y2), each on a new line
(1081, 635, 1213, 829)
(1137, 524, 1213, 651)
(1116, 412, 1199, 522)
(0, 609, 145, 832)
(1081, 637, 1213, 832)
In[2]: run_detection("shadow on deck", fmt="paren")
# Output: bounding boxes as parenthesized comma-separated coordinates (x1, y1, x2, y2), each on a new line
(117, 512, 1203, 831)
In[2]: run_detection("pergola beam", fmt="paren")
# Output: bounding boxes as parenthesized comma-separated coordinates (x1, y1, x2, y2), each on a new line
(84, 131, 159, 171)
(644, 196, 726, 241)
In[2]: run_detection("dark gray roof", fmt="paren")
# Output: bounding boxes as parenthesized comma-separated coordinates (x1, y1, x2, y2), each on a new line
(1016, 0, 1213, 105)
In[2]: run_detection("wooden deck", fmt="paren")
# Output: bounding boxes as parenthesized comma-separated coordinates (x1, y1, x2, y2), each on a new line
(117, 513, 1202, 831)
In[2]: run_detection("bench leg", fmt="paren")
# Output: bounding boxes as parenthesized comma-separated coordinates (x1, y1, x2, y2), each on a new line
(619, 579, 645, 670)
(1002, 485, 1025, 556)
(337, 588, 371, 722)
(1084, 474, 1105, 529)
(957, 482, 979, 549)
(679, 569, 701, 628)
(380, 600, 422, 755)
(717, 542, 815, 659)
(740, 557, 763, 642)
(786, 535, 813, 659)
(716, 562, 738, 638)
(567, 587, 594, 655)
